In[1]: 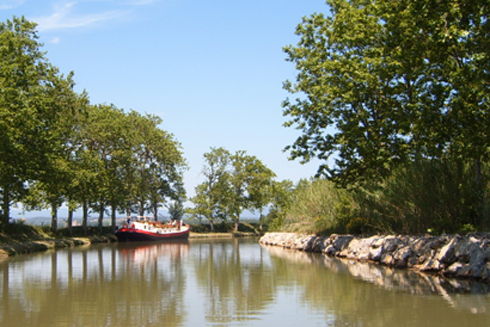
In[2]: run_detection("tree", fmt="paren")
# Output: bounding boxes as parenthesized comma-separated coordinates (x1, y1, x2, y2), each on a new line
(167, 200, 185, 221)
(0, 16, 84, 226)
(227, 151, 275, 232)
(33, 75, 89, 233)
(266, 180, 295, 231)
(282, 0, 490, 186)
(190, 148, 276, 232)
(127, 112, 186, 220)
(247, 159, 276, 231)
(189, 147, 231, 231)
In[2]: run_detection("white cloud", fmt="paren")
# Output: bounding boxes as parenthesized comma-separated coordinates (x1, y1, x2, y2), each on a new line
(34, 1, 129, 32)
(0, 0, 26, 10)
(51, 36, 61, 43)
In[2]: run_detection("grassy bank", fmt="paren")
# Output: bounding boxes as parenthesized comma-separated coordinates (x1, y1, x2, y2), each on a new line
(0, 223, 116, 258)
(0, 221, 262, 258)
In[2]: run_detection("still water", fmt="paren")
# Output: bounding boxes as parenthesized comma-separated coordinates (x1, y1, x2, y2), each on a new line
(0, 238, 489, 327)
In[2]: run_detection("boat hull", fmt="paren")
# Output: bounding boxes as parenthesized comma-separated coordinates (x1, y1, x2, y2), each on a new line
(115, 228, 190, 242)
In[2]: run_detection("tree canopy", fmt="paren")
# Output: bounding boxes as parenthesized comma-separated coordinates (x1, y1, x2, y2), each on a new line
(283, 0, 490, 186)
(189, 147, 276, 232)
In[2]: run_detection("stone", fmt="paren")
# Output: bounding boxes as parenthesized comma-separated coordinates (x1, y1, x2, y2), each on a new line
(436, 235, 460, 264)
(380, 253, 395, 266)
(419, 251, 442, 272)
(369, 246, 384, 262)
(383, 237, 400, 253)
(330, 234, 355, 252)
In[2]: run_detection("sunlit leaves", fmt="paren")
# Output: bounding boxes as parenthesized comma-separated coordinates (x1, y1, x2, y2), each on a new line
(190, 148, 275, 231)
(0, 16, 186, 226)
(283, 0, 490, 186)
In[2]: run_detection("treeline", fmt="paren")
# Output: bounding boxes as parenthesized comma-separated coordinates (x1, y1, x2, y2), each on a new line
(0, 17, 186, 233)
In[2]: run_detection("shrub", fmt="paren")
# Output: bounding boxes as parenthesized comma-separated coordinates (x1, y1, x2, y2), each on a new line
(355, 158, 490, 234)
(280, 179, 354, 235)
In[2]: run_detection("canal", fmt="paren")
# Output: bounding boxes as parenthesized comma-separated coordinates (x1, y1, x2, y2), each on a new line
(0, 237, 489, 326)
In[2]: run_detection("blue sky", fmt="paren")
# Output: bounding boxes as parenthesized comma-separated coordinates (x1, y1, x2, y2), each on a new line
(1, 0, 329, 216)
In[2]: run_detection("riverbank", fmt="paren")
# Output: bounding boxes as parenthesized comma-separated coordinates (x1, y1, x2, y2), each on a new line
(0, 229, 258, 259)
(259, 232, 490, 283)
(0, 235, 117, 258)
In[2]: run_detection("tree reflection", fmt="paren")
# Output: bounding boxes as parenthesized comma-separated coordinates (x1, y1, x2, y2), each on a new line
(0, 242, 189, 327)
(1, 239, 489, 327)
(264, 245, 490, 326)
(191, 238, 276, 324)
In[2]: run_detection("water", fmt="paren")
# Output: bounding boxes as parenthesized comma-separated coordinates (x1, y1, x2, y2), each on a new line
(0, 238, 489, 327)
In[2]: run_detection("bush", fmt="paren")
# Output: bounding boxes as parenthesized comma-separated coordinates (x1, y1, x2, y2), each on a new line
(354, 159, 490, 234)
(280, 179, 355, 235)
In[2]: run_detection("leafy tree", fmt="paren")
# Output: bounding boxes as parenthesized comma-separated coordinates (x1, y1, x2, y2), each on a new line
(167, 200, 185, 221)
(0, 16, 84, 226)
(227, 151, 275, 232)
(247, 159, 276, 231)
(283, 0, 490, 186)
(128, 112, 186, 220)
(266, 179, 295, 231)
(189, 147, 231, 231)
(33, 76, 89, 233)
(190, 148, 275, 232)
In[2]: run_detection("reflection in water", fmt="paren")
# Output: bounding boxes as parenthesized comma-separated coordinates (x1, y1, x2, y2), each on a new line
(265, 245, 490, 295)
(0, 242, 189, 327)
(0, 238, 489, 327)
(190, 238, 276, 325)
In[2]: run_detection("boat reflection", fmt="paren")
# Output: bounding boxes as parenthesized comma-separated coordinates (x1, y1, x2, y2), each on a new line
(0, 241, 190, 327)
(119, 240, 189, 266)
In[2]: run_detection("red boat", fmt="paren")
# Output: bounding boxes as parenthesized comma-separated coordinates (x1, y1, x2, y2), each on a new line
(115, 216, 190, 242)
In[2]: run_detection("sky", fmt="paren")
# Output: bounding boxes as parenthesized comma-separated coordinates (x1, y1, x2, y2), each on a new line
(1, 0, 329, 217)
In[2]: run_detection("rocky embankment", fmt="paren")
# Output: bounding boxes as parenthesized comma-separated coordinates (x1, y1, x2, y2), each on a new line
(259, 232, 490, 283)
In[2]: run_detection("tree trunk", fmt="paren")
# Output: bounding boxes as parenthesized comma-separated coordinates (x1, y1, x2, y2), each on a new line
(50, 201, 58, 233)
(234, 216, 239, 233)
(98, 202, 104, 233)
(259, 209, 263, 231)
(82, 201, 88, 235)
(475, 158, 482, 188)
(139, 200, 145, 216)
(153, 202, 158, 221)
(67, 208, 73, 236)
(1, 186, 10, 225)
(111, 204, 116, 231)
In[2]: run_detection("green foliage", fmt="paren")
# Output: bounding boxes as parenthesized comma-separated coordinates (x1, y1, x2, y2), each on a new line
(0, 220, 48, 241)
(189, 147, 275, 232)
(0, 16, 186, 231)
(265, 180, 294, 231)
(278, 0, 490, 235)
(353, 159, 490, 234)
(0, 16, 83, 224)
(269, 159, 490, 235)
(283, 0, 490, 186)
(279, 179, 354, 235)
(167, 200, 185, 221)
